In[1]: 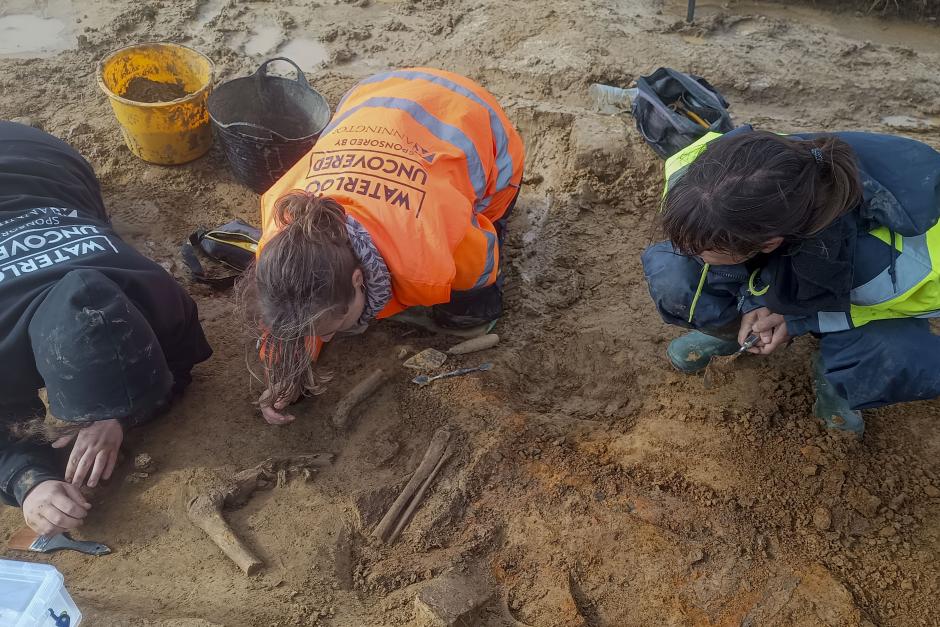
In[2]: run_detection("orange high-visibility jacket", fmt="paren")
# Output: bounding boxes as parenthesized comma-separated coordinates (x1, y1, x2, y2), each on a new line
(260, 68, 525, 319)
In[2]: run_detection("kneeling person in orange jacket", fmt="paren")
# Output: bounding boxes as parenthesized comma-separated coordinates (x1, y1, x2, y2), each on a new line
(247, 68, 525, 424)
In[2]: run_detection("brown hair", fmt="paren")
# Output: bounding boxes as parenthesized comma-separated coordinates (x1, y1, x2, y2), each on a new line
(661, 131, 862, 258)
(9, 416, 88, 443)
(241, 191, 359, 404)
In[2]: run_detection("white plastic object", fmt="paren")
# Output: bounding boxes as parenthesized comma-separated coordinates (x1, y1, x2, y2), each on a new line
(588, 83, 639, 114)
(0, 559, 82, 626)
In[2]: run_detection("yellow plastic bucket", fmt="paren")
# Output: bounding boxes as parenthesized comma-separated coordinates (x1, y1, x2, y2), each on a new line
(97, 43, 215, 165)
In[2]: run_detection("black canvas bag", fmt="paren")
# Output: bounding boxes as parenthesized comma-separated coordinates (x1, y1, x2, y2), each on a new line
(631, 67, 734, 159)
(181, 219, 261, 288)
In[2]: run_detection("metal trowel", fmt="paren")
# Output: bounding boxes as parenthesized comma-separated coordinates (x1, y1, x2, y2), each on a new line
(412, 362, 493, 387)
(7, 528, 111, 556)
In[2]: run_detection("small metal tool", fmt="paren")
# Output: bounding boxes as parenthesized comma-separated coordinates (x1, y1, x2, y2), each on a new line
(412, 362, 493, 387)
(735, 334, 760, 356)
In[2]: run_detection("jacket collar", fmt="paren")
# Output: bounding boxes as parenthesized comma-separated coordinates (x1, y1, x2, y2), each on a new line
(345, 215, 392, 325)
(761, 213, 857, 316)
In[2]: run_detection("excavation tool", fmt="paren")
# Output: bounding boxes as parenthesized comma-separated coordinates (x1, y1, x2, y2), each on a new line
(403, 348, 448, 370)
(703, 334, 758, 388)
(447, 333, 500, 356)
(412, 363, 493, 387)
(7, 529, 111, 556)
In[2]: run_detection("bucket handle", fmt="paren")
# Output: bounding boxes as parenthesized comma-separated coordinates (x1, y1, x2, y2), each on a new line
(218, 120, 293, 141)
(254, 57, 310, 88)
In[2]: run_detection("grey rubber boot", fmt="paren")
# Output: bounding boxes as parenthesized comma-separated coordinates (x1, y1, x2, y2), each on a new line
(812, 352, 864, 437)
(667, 330, 741, 374)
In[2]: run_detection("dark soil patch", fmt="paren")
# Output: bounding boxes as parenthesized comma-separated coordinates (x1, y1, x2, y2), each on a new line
(122, 77, 189, 103)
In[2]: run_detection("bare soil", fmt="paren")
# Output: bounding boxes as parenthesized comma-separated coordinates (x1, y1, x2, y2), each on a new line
(1, 0, 939, 625)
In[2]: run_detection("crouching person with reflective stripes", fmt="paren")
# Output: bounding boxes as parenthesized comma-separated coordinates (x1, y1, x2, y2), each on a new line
(642, 127, 940, 436)
(244, 68, 525, 425)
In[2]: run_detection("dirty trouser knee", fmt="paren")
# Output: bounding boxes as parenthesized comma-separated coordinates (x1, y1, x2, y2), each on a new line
(433, 188, 519, 329)
(819, 318, 940, 410)
(641, 241, 747, 339)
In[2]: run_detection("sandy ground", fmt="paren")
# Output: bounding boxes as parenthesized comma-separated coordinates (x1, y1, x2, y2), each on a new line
(2, 0, 940, 625)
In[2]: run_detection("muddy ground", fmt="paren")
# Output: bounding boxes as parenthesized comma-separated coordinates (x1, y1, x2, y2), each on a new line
(2, 0, 940, 625)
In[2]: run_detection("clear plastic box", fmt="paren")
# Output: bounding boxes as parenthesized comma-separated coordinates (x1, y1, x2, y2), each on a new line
(0, 559, 82, 626)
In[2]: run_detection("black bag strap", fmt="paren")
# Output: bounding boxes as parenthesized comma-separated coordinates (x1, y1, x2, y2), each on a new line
(180, 229, 242, 289)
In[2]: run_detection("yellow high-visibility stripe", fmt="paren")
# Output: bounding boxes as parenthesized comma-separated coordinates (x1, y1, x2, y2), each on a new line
(748, 268, 769, 296)
(205, 231, 259, 253)
(688, 263, 710, 323)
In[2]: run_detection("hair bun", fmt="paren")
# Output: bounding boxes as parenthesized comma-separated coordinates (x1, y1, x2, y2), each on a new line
(274, 191, 347, 240)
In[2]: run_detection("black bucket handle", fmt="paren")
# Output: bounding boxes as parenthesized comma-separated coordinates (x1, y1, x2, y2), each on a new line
(254, 56, 310, 88)
(214, 56, 323, 140)
(216, 119, 294, 140)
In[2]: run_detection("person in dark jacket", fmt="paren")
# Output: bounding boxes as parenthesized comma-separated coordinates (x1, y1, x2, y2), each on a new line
(642, 127, 940, 437)
(0, 121, 212, 535)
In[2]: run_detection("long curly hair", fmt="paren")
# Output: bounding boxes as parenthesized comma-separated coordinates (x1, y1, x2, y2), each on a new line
(239, 191, 359, 407)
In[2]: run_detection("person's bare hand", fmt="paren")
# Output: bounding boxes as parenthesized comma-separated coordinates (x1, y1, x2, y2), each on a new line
(259, 386, 301, 425)
(22, 480, 91, 536)
(52, 418, 123, 488)
(739, 307, 790, 355)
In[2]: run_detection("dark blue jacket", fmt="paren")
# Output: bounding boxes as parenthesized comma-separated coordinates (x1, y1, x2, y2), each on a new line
(755, 131, 940, 334)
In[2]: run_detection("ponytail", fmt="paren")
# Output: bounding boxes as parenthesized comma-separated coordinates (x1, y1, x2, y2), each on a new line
(803, 134, 862, 235)
(273, 190, 350, 242)
(242, 191, 359, 403)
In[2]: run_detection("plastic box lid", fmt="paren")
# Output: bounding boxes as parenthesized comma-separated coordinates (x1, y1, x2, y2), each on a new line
(0, 558, 82, 626)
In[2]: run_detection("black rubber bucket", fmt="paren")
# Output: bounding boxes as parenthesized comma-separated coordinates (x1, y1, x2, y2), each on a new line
(208, 58, 331, 193)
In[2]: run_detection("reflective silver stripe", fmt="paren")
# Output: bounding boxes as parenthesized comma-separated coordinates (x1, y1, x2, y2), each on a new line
(360, 70, 517, 193)
(817, 311, 852, 333)
(469, 213, 497, 289)
(321, 96, 487, 202)
(850, 233, 931, 306)
(914, 309, 940, 318)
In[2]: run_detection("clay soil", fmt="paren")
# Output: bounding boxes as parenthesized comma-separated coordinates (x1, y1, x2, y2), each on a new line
(122, 77, 190, 103)
(2, 0, 939, 625)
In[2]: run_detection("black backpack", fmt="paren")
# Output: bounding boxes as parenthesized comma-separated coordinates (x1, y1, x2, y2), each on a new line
(631, 67, 734, 159)
(180, 219, 261, 288)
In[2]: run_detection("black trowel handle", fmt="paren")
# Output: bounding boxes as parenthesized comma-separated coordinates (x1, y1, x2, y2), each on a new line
(36, 533, 111, 556)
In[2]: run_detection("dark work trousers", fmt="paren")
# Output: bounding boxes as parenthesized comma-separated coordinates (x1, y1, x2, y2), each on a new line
(642, 240, 940, 410)
(433, 189, 520, 328)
